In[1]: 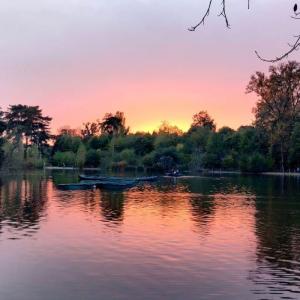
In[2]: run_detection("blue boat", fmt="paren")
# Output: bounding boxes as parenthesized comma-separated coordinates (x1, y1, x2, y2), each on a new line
(136, 176, 159, 182)
(96, 180, 137, 190)
(57, 181, 100, 190)
(79, 174, 158, 182)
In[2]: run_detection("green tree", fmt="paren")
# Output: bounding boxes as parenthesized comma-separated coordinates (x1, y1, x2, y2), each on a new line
(76, 144, 86, 168)
(120, 149, 137, 165)
(89, 135, 110, 150)
(5, 105, 52, 157)
(247, 61, 300, 172)
(53, 134, 81, 153)
(289, 122, 300, 169)
(85, 149, 101, 167)
(52, 151, 76, 167)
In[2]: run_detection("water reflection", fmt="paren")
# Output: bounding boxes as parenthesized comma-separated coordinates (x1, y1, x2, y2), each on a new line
(0, 172, 48, 238)
(0, 172, 300, 299)
(249, 183, 300, 299)
(99, 190, 125, 224)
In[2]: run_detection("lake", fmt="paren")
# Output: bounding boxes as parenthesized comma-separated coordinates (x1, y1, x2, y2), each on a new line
(0, 171, 300, 300)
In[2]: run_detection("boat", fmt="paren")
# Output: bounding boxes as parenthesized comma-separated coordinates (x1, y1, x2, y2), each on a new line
(79, 174, 133, 181)
(57, 178, 137, 190)
(95, 179, 137, 190)
(136, 176, 159, 182)
(165, 171, 183, 177)
(57, 181, 100, 190)
(79, 174, 108, 181)
(79, 174, 158, 183)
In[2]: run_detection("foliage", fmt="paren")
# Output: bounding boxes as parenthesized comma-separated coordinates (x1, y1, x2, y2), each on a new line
(52, 151, 76, 167)
(1, 63, 300, 174)
(5, 105, 52, 150)
(120, 149, 137, 165)
(189, 111, 216, 132)
(289, 122, 300, 168)
(100, 111, 129, 136)
(76, 144, 86, 168)
(81, 122, 100, 139)
(24, 145, 44, 169)
(89, 135, 110, 150)
(157, 121, 183, 135)
(246, 61, 300, 171)
(53, 134, 81, 153)
(85, 149, 101, 167)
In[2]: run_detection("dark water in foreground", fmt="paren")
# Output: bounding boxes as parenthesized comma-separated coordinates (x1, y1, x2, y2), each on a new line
(0, 172, 300, 300)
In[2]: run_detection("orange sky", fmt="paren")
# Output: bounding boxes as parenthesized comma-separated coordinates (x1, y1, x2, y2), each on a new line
(0, 0, 298, 133)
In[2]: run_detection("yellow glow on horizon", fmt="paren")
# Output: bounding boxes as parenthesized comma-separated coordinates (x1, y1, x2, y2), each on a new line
(132, 120, 190, 134)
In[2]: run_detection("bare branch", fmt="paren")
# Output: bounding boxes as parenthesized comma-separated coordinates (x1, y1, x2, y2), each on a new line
(189, 0, 300, 62)
(218, 0, 230, 28)
(188, 0, 213, 31)
(255, 35, 300, 63)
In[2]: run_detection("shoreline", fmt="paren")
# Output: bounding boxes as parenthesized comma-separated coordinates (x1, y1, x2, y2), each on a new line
(43, 167, 300, 177)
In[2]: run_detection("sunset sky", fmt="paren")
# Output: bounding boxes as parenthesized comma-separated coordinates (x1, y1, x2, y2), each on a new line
(0, 0, 298, 133)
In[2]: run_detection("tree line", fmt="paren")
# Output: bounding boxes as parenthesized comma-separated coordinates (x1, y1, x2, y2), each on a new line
(1, 61, 300, 173)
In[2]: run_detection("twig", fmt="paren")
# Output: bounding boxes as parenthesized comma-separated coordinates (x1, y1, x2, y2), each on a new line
(188, 0, 213, 31)
(255, 35, 300, 63)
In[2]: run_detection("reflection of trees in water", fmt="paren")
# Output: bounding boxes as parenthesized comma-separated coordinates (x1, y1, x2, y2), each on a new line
(0, 172, 48, 237)
(189, 195, 216, 231)
(99, 190, 125, 224)
(248, 177, 300, 298)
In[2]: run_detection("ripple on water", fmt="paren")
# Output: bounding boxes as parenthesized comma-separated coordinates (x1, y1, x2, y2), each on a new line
(0, 173, 300, 300)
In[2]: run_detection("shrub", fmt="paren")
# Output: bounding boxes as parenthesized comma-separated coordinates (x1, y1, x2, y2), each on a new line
(120, 149, 136, 165)
(52, 151, 76, 167)
(85, 149, 101, 167)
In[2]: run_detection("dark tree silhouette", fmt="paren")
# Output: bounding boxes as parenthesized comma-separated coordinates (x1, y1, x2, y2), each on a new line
(190, 111, 216, 132)
(0, 108, 6, 135)
(189, 1, 300, 62)
(81, 122, 100, 139)
(5, 105, 52, 156)
(100, 111, 129, 136)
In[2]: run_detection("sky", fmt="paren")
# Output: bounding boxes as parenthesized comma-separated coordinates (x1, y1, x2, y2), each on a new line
(0, 0, 298, 133)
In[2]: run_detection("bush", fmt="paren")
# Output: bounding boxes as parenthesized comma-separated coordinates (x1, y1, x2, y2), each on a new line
(89, 135, 110, 150)
(53, 134, 81, 153)
(120, 149, 137, 165)
(142, 152, 155, 167)
(25, 145, 44, 169)
(222, 153, 238, 170)
(52, 151, 76, 167)
(85, 149, 101, 167)
(239, 153, 270, 173)
(76, 144, 86, 168)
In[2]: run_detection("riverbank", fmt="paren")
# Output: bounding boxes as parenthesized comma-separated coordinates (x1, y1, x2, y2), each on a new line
(43, 167, 300, 177)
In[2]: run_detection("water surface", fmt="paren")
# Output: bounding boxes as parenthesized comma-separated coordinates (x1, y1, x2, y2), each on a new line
(0, 171, 300, 300)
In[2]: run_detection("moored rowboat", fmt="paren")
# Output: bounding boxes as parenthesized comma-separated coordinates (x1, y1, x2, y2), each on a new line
(79, 174, 158, 182)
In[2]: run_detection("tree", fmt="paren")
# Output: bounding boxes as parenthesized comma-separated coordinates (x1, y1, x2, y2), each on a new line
(52, 134, 81, 154)
(100, 111, 129, 136)
(0, 108, 6, 135)
(75, 144, 86, 168)
(158, 121, 183, 135)
(85, 149, 101, 167)
(189, 111, 216, 132)
(189, 1, 300, 62)
(58, 126, 80, 136)
(246, 61, 300, 171)
(5, 105, 52, 157)
(289, 122, 300, 169)
(81, 122, 100, 139)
